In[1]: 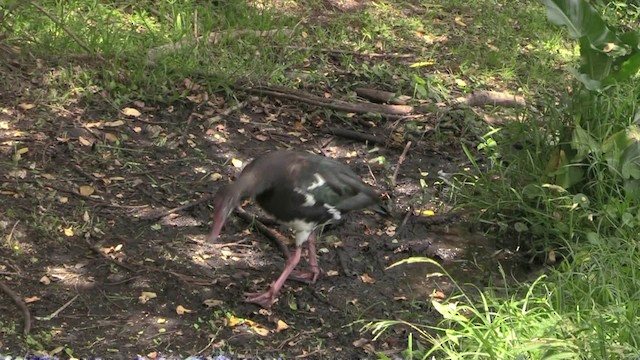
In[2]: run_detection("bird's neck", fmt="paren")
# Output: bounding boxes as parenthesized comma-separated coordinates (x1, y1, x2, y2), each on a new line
(232, 173, 274, 199)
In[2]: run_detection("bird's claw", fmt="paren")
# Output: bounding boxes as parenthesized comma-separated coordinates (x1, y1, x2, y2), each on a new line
(288, 267, 321, 284)
(244, 291, 278, 309)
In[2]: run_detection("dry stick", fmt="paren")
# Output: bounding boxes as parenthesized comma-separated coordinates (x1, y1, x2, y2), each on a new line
(233, 209, 291, 259)
(29, 2, 103, 60)
(0, 280, 31, 335)
(322, 127, 384, 144)
(395, 207, 414, 239)
(34, 294, 79, 321)
(244, 86, 415, 118)
(143, 194, 214, 220)
(391, 141, 412, 187)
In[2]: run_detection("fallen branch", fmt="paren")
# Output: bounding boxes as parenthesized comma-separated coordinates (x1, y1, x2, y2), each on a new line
(355, 88, 411, 105)
(234, 208, 291, 259)
(244, 85, 417, 118)
(454, 91, 526, 108)
(391, 141, 412, 187)
(0, 280, 31, 335)
(322, 127, 384, 144)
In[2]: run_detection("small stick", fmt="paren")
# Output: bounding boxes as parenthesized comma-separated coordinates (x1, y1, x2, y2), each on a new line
(0, 280, 31, 335)
(234, 209, 291, 259)
(391, 141, 412, 187)
(395, 207, 414, 238)
(322, 128, 384, 144)
(143, 194, 214, 220)
(35, 294, 79, 321)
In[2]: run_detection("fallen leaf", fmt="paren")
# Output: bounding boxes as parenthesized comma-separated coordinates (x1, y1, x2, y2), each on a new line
(15, 147, 29, 155)
(231, 158, 243, 168)
(104, 133, 118, 142)
(421, 209, 435, 217)
(394, 296, 408, 301)
(78, 136, 93, 146)
(276, 320, 289, 332)
(82, 211, 90, 222)
(210, 173, 223, 181)
(203, 299, 224, 307)
(176, 305, 193, 314)
(7, 169, 27, 178)
(103, 120, 125, 127)
(360, 273, 376, 284)
(255, 134, 268, 141)
(63, 227, 74, 237)
(39, 276, 51, 285)
(139, 291, 157, 304)
(353, 338, 369, 348)
(326, 270, 339, 276)
(18, 103, 36, 110)
(252, 325, 270, 336)
(79, 185, 95, 196)
(24, 296, 40, 304)
(121, 107, 141, 117)
(57, 196, 68, 204)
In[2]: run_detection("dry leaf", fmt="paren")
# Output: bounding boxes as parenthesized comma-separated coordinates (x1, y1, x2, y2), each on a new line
(139, 291, 157, 304)
(63, 227, 74, 237)
(121, 107, 141, 117)
(203, 299, 224, 307)
(353, 338, 368, 348)
(252, 325, 270, 336)
(421, 209, 435, 217)
(276, 320, 289, 332)
(360, 273, 376, 284)
(82, 210, 90, 222)
(24, 296, 41, 304)
(104, 120, 125, 127)
(231, 158, 243, 168)
(255, 134, 268, 141)
(78, 136, 93, 146)
(210, 173, 223, 181)
(176, 305, 192, 315)
(79, 185, 95, 196)
(57, 196, 68, 204)
(8, 169, 27, 178)
(326, 270, 339, 276)
(18, 103, 36, 110)
(104, 133, 118, 142)
(39, 276, 51, 285)
(15, 147, 29, 155)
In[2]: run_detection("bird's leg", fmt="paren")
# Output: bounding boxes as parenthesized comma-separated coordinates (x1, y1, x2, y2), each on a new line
(245, 246, 302, 309)
(288, 233, 321, 284)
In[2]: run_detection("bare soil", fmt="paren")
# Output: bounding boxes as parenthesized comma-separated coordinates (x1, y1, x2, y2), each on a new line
(0, 47, 536, 358)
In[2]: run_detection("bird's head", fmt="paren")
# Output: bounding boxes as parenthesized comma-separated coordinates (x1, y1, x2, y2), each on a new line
(208, 185, 240, 242)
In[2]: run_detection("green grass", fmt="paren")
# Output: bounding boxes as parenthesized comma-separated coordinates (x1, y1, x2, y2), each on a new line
(4, 0, 640, 358)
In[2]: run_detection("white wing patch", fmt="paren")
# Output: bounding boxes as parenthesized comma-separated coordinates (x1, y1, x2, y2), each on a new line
(323, 204, 342, 221)
(294, 188, 316, 206)
(306, 173, 326, 190)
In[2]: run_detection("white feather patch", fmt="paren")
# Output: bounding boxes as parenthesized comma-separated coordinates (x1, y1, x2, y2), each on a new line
(294, 187, 316, 206)
(306, 173, 326, 190)
(323, 204, 342, 221)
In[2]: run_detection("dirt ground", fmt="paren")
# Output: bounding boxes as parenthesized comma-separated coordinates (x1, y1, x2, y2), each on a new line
(0, 84, 536, 358)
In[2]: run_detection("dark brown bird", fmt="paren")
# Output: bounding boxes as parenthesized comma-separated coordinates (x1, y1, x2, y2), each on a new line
(209, 150, 381, 308)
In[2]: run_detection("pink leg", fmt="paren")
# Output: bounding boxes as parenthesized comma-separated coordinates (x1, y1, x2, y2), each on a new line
(245, 246, 302, 309)
(288, 233, 321, 284)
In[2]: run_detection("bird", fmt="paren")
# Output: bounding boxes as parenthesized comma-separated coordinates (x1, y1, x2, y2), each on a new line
(208, 150, 381, 309)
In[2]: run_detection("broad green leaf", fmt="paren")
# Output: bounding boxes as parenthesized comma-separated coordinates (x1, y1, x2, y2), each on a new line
(620, 142, 640, 179)
(571, 124, 599, 161)
(540, 0, 616, 46)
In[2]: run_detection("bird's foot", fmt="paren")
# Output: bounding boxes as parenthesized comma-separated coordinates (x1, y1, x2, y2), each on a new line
(288, 267, 321, 284)
(244, 291, 278, 309)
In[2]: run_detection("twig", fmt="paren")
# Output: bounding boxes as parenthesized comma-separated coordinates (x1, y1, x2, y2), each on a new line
(322, 127, 384, 145)
(391, 141, 412, 187)
(34, 294, 79, 321)
(395, 207, 414, 238)
(29, 2, 103, 60)
(234, 209, 291, 259)
(141, 194, 214, 220)
(453, 91, 526, 108)
(0, 280, 31, 335)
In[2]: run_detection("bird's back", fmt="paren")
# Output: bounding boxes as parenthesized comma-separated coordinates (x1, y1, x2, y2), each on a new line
(241, 151, 379, 226)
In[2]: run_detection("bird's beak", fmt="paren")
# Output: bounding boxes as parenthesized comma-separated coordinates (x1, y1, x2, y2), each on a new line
(208, 207, 229, 242)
